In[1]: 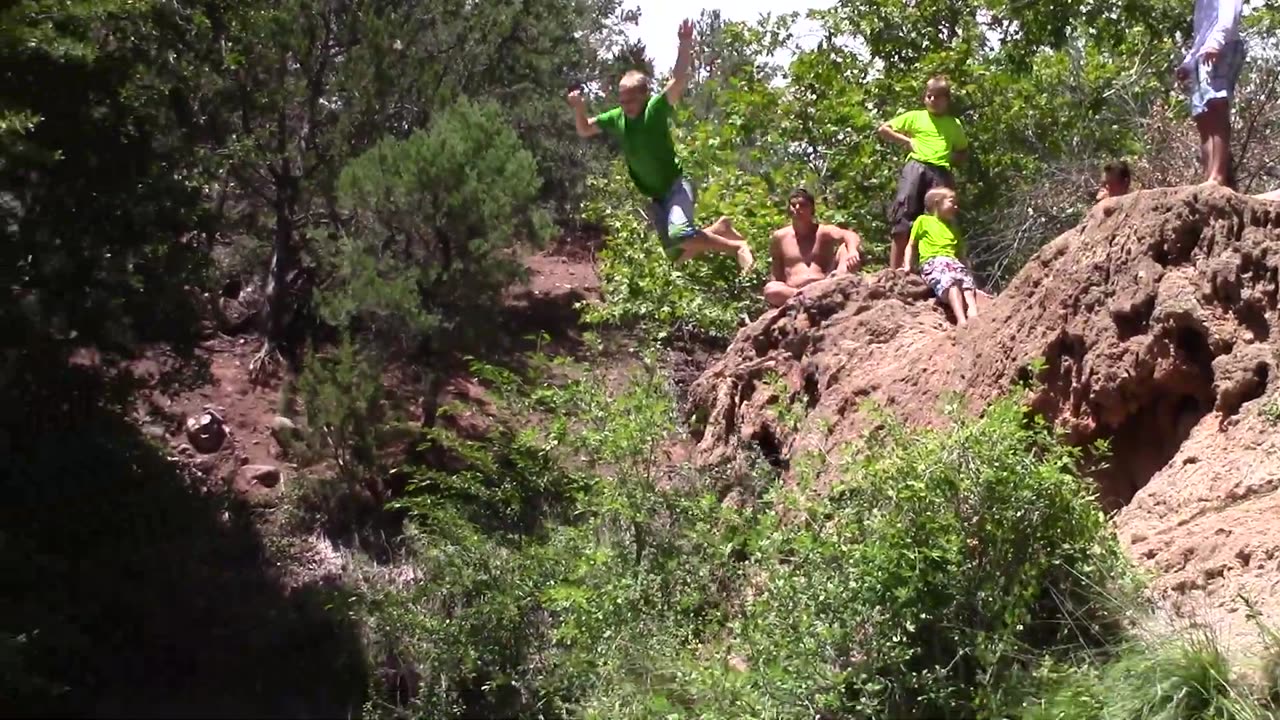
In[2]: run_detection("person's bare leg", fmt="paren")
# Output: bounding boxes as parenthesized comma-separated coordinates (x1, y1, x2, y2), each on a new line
(1194, 109, 1214, 184)
(945, 286, 967, 326)
(962, 289, 979, 320)
(890, 231, 909, 270)
(705, 216, 745, 243)
(1256, 189, 1280, 201)
(764, 281, 798, 308)
(1208, 99, 1232, 187)
(676, 230, 754, 271)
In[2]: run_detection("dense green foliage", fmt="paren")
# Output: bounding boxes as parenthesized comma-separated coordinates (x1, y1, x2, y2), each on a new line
(319, 353, 1138, 718)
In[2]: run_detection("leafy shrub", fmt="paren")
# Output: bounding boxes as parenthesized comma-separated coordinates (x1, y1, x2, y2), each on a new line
(295, 336, 385, 482)
(350, 344, 1141, 719)
(332, 97, 553, 354)
(606, 395, 1133, 719)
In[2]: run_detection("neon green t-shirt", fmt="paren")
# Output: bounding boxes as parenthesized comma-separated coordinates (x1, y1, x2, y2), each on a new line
(888, 109, 968, 169)
(910, 214, 965, 264)
(593, 94, 684, 201)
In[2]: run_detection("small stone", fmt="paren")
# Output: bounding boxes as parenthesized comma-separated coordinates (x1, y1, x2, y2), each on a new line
(194, 457, 216, 474)
(177, 443, 195, 457)
(241, 464, 282, 488)
(143, 424, 167, 440)
(185, 410, 227, 454)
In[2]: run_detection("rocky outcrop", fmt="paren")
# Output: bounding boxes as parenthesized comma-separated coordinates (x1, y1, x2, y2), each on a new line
(689, 185, 1280, 653)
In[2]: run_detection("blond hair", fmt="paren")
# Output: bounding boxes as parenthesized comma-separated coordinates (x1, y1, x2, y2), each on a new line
(620, 70, 650, 91)
(925, 75, 951, 94)
(924, 187, 956, 213)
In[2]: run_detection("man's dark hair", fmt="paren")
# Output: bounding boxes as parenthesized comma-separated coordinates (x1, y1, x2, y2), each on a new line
(789, 187, 816, 207)
(1103, 160, 1131, 182)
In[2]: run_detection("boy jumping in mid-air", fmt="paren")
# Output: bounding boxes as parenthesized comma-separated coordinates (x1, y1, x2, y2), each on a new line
(1176, 0, 1245, 188)
(905, 187, 979, 327)
(567, 19, 753, 271)
(878, 75, 969, 271)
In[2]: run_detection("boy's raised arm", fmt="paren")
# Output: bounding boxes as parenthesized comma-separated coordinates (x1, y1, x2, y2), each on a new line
(664, 20, 695, 106)
(568, 89, 601, 138)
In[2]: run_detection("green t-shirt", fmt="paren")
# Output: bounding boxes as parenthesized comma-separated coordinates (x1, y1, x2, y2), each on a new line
(910, 214, 965, 264)
(888, 109, 968, 169)
(593, 94, 684, 200)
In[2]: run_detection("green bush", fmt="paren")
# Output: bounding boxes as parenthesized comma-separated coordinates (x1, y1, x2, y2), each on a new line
(349, 346, 1142, 719)
(595, 395, 1135, 719)
(332, 97, 553, 354)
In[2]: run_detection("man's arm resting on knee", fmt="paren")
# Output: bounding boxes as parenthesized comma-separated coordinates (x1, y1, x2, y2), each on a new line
(834, 227, 862, 272)
(769, 231, 789, 284)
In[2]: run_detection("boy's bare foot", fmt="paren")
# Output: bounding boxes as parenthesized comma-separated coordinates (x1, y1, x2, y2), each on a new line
(707, 216, 745, 243)
(736, 244, 755, 272)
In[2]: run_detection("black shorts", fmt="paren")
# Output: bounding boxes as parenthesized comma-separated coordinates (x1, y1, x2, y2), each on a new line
(888, 159, 956, 236)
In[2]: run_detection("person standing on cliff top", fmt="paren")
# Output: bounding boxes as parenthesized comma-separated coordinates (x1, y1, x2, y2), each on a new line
(1176, 0, 1245, 188)
(877, 75, 970, 272)
(567, 20, 754, 273)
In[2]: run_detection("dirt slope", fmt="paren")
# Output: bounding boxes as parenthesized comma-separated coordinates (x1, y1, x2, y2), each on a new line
(689, 185, 1280, 653)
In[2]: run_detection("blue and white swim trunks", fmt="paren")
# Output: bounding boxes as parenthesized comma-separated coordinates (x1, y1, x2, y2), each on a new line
(1187, 39, 1246, 117)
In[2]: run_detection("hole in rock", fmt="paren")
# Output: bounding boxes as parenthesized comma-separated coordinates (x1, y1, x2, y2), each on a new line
(803, 369, 820, 410)
(751, 425, 788, 471)
(1087, 393, 1208, 512)
(1085, 327, 1215, 511)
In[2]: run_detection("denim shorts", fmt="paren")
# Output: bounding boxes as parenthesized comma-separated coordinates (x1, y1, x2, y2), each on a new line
(647, 176, 698, 261)
(1188, 40, 1246, 117)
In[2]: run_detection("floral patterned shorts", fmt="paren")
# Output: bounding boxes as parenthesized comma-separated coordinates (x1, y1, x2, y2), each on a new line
(920, 256, 975, 298)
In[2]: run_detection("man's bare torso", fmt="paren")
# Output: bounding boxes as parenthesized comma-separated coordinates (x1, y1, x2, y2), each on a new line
(772, 223, 841, 288)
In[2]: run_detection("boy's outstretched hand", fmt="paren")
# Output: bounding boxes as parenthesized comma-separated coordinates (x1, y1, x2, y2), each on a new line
(566, 88, 585, 108)
(678, 19, 694, 48)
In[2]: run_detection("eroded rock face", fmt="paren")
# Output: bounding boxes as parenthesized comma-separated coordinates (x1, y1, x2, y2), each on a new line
(689, 185, 1280, 652)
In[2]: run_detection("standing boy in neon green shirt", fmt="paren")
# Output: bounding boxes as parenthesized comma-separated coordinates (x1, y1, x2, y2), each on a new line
(567, 20, 753, 272)
(877, 75, 969, 271)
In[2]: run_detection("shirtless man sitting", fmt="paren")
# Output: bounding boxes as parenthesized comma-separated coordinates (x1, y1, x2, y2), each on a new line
(764, 188, 863, 307)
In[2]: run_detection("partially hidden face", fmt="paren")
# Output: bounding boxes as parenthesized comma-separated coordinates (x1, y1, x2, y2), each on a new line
(1103, 171, 1131, 196)
(619, 83, 649, 118)
(938, 193, 959, 219)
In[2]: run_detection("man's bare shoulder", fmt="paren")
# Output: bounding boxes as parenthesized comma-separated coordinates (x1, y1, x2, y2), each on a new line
(817, 223, 853, 240)
(770, 226, 793, 244)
